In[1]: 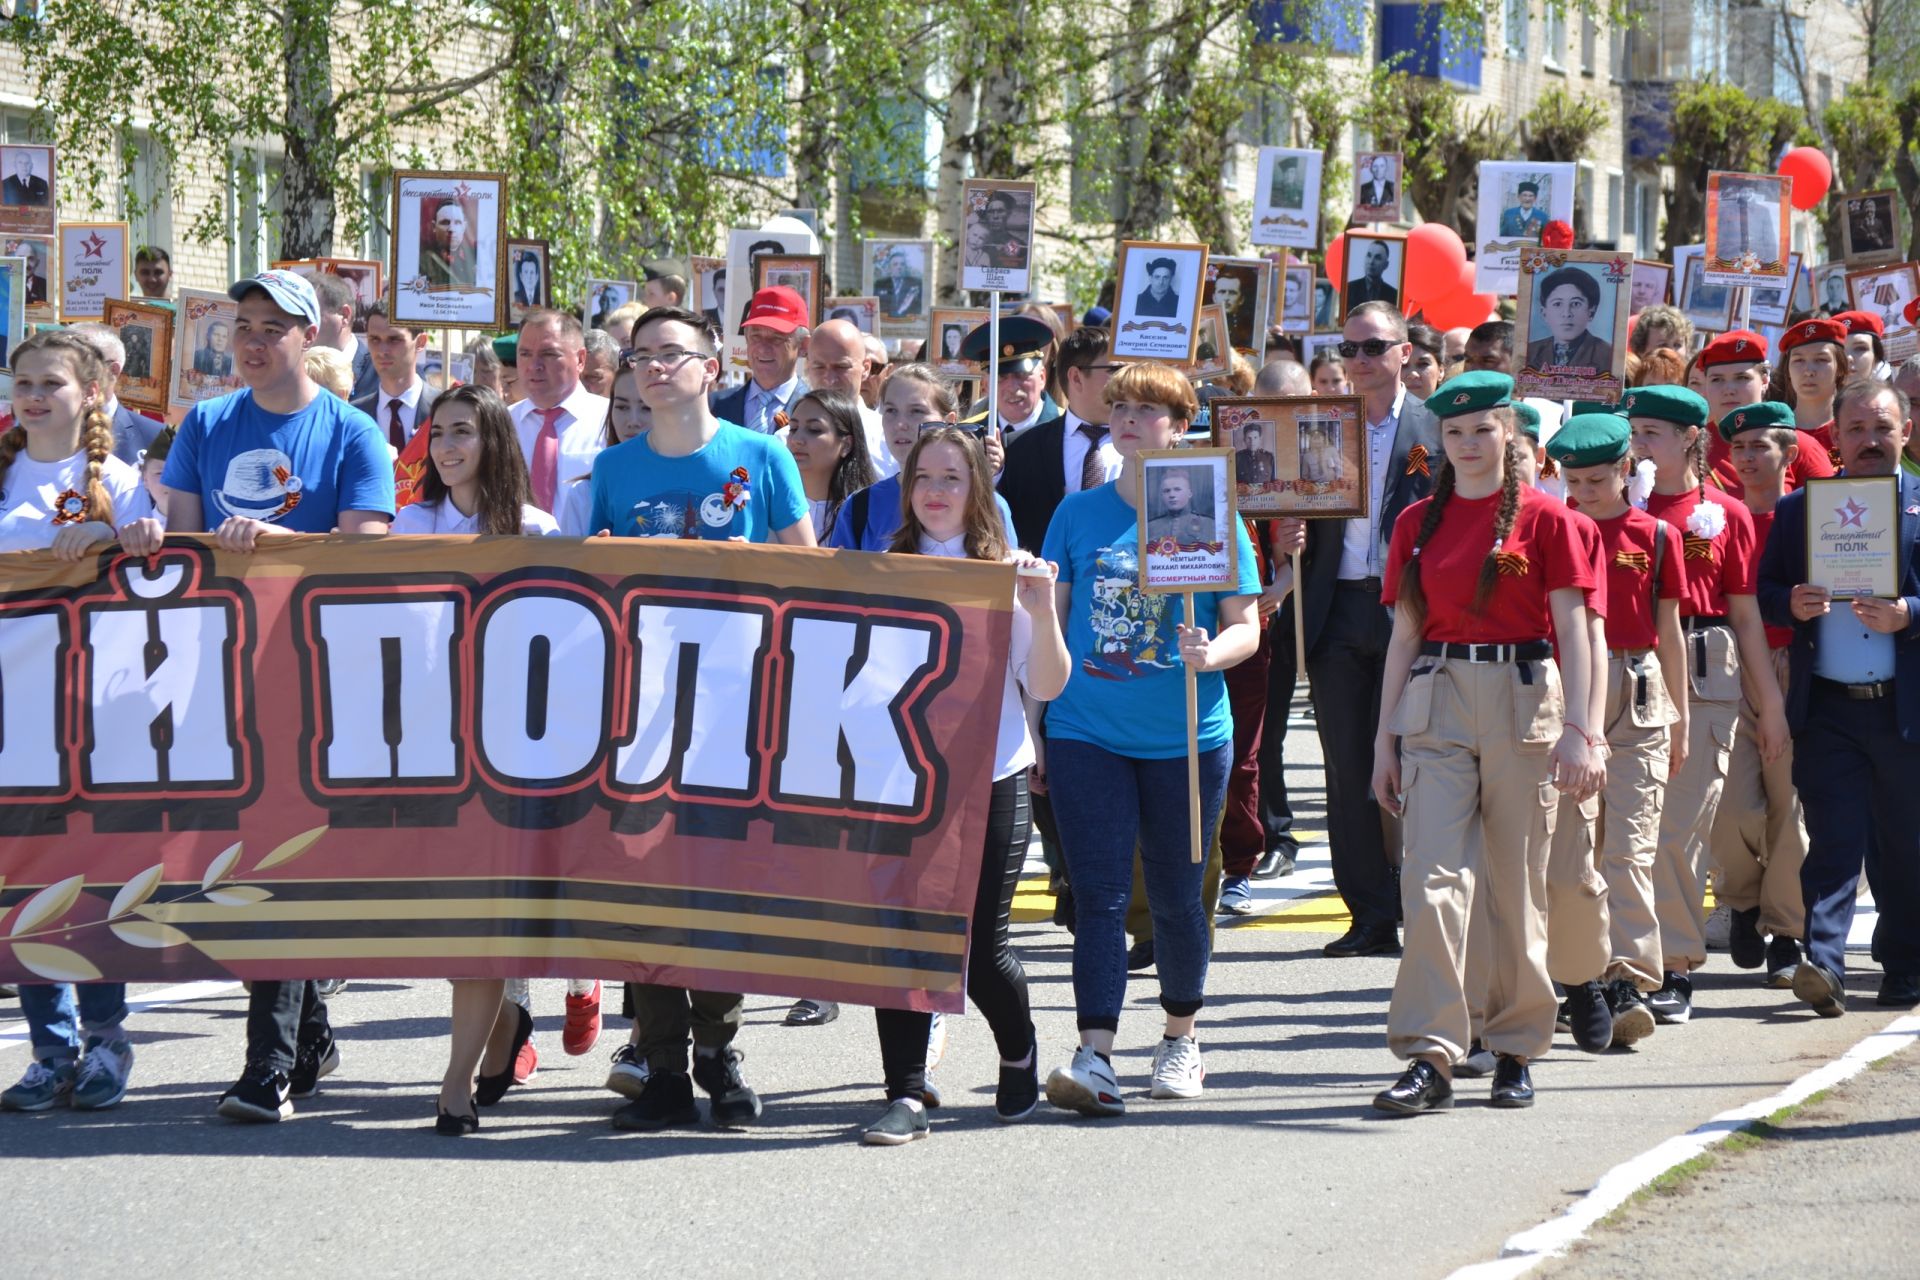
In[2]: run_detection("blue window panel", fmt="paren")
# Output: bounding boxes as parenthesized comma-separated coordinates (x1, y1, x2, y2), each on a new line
(1628, 83, 1673, 161)
(696, 65, 788, 179)
(850, 98, 932, 193)
(1250, 0, 1366, 57)
(1377, 4, 1482, 89)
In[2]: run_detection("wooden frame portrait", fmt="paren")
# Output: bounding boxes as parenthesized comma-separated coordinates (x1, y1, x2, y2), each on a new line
(1846, 261, 1920, 362)
(1252, 147, 1322, 250)
(863, 238, 932, 338)
(1629, 259, 1672, 312)
(1675, 245, 1734, 333)
(1515, 248, 1632, 401)
(172, 287, 244, 406)
(753, 253, 825, 327)
(504, 239, 549, 326)
(57, 221, 129, 322)
(929, 306, 986, 382)
(0, 143, 57, 238)
(689, 253, 725, 334)
(1840, 190, 1901, 266)
(1204, 256, 1271, 353)
(1136, 448, 1239, 593)
(1111, 240, 1209, 364)
(1341, 231, 1406, 322)
(583, 278, 638, 331)
(0, 255, 24, 372)
(389, 169, 509, 330)
(1353, 151, 1403, 224)
(1703, 171, 1791, 285)
(959, 179, 1037, 295)
(102, 298, 175, 414)
(1475, 161, 1575, 295)
(318, 258, 383, 316)
(4, 235, 55, 323)
(822, 295, 880, 335)
(1209, 395, 1367, 519)
(1177, 304, 1232, 382)
(1748, 251, 1804, 326)
(1279, 264, 1314, 332)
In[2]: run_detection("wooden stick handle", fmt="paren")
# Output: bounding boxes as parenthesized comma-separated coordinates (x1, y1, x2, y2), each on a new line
(1184, 590, 1202, 864)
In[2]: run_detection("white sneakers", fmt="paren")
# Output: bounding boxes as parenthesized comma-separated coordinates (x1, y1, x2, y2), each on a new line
(1046, 1037, 1208, 1115)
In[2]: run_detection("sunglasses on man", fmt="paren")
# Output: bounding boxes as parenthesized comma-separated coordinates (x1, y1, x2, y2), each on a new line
(1335, 338, 1400, 359)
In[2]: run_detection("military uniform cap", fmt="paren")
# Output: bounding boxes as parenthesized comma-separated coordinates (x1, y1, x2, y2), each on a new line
(957, 315, 1055, 366)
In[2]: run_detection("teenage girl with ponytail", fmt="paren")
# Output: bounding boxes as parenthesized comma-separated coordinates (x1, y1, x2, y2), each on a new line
(0, 331, 146, 1113)
(1369, 371, 1604, 1116)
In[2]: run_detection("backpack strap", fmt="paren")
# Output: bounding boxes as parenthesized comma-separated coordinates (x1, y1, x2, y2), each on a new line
(848, 486, 872, 549)
(1651, 518, 1668, 619)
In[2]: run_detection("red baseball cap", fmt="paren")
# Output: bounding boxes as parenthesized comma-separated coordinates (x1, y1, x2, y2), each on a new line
(1697, 329, 1768, 369)
(1779, 316, 1847, 352)
(741, 286, 809, 334)
(1834, 309, 1884, 339)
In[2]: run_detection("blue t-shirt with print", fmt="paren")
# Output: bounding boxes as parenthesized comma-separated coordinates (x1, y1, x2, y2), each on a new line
(1041, 482, 1260, 759)
(588, 421, 808, 543)
(162, 388, 394, 531)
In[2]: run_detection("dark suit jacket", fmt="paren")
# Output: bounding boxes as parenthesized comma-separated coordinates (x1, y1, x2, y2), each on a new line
(1359, 180, 1396, 210)
(1297, 395, 1440, 654)
(1346, 276, 1399, 307)
(1135, 288, 1180, 318)
(350, 341, 379, 402)
(709, 377, 806, 431)
(996, 412, 1071, 554)
(2, 174, 50, 206)
(351, 384, 441, 447)
(1758, 474, 1920, 741)
(108, 404, 164, 467)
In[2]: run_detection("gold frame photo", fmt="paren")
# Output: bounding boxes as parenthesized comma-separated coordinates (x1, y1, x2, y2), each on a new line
(1703, 171, 1792, 286)
(959, 179, 1037, 295)
(863, 238, 933, 338)
(1840, 190, 1901, 266)
(171, 287, 244, 407)
(928, 307, 986, 382)
(1515, 248, 1632, 402)
(753, 253, 825, 327)
(101, 298, 175, 414)
(1209, 395, 1368, 520)
(1111, 239, 1210, 364)
(388, 169, 509, 331)
(506, 239, 550, 325)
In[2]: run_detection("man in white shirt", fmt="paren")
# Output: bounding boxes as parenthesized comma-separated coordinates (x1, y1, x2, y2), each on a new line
(803, 317, 896, 479)
(510, 309, 610, 515)
(350, 300, 438, 451)
(311, 271, 379, 401)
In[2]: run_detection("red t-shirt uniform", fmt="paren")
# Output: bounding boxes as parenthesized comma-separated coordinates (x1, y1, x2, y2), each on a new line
(1749, 508, 1793, 649)
(1588, 508, 1685, 650)
(1383, 486, 1597, 642)
(1642, 485, 1757, 618)
(1706, 428, 1835, 499)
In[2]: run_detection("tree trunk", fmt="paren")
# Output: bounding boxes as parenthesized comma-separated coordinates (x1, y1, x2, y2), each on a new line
(934, 38, 978, 304)
(793, 5, 837, 266)
(280, 0, 337, 260)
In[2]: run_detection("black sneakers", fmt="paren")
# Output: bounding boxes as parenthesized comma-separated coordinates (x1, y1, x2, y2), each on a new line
(692, 1046, 763, 1128)
(217, 1065, 293, 1123)
(1647, 971, 1693, 1024)
(1606, 978, 1657, 1047)
(289, 1034, 339, 1100)
(1765, 935, 1803, 989)
(1728, 907, 1766, 970)
(995, 1027, 1040, 1122)
(1563, 980, 1614, 1054)
(610, 1070, 700, 1131)
(860, 1099, 930, 1146)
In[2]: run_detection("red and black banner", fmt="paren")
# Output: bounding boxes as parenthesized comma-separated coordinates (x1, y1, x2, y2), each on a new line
(0, 535, 1013, 1012)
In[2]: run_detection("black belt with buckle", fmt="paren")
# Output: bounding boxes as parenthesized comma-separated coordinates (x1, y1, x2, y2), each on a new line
(1682, 615, 1729, 632)
(1337, 576, 1383, 593)
(1420, 640, 1553, 664)
(1812, 675, 1894, 700)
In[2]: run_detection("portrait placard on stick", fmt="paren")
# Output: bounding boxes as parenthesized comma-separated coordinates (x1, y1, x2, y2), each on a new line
(389, 170, 508, 330)
(57, 221, 129, 322)
(1111, 240, 1209, 364)
(1203, 256, 1270, 354)
(0, 143, 57, 238)
(1341, 231, 1406, 321)
(1845, 262, 1920, 362)
(1352, 152, 1403, 224)
(506, 239, 550, 326)
(1251, 147, 1322, 250)
(102, 298, 175, 414)
(959, 179, 1037, 295)
(1279, 264, 1314, 333)
(1840, 191, 1901, 266)
(4, 235, 54, 323)
(1475, 162, 1574, 295)
(1803, 475, 1901, 599)
(863, 239, 933, 338)
(1137, 449, 1239, 593)
(753, 253, 824, 326)
(1209, 396, 1367, 519)
(1515, 248, 1631, 402)
(1703, 172, 1791, 286)
(172, 287, 244, 406)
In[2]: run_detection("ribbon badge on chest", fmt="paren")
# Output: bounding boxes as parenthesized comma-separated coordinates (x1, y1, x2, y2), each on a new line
(1405, 443, 1429, 478)
(50, 489, 87, 525)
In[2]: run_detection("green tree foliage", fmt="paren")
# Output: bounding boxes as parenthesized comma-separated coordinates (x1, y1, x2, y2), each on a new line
(1365, 74, 1515, 237)
(1522, 86, 1609, 243)
(1824, 87, 1899, 254)
(1659, 79, 1800, 258)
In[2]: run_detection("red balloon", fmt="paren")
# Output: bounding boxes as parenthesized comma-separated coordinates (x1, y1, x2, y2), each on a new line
(1405, 223, 1468, 301)
(1425, 259, 1498, 330)
(1322, 233, 1346, 286)
(1777, 146, 1832, 211)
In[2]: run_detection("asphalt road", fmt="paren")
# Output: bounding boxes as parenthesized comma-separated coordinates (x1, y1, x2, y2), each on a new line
(1, 700, 1912, 1278)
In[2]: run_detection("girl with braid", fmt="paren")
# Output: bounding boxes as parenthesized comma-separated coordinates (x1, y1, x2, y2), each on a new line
(1369, 372, 1604, 1116)
(0, 331, 145, 1113)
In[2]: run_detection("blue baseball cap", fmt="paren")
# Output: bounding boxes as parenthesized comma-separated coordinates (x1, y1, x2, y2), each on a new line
(228, 269, 321, 326)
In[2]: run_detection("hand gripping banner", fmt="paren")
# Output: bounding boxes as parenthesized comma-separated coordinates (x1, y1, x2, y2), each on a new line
(0, 536, 1012, 1012)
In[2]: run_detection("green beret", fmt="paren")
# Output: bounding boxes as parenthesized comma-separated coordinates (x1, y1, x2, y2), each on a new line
(1512, 402, 1542, 439)
(1717, 400, 1795, 442)
(1618, 384, 1708, 428)
(1426, 371, 1513, 420)
(1570, 400, 1621, 417)
(491, 333, 518, 367)
(1546, 413, 1632, 469)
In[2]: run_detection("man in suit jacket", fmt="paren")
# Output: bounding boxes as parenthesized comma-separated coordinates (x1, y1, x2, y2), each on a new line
(2, 150, 49, 206)
(1296, 302, 1438, 958)
(997, 325, 1119, 554)
(351, 300, 440, 452)
(312, 271, 380, 401)
(710, 285, 808, 434)
(1758, 380, 1920, 1013)
(68, 320, 164, 466)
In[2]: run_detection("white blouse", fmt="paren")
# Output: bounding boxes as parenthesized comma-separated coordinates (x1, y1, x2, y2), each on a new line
(390, 499, 560, 536)
(0, 449, 143, 553)
(918, 532, 1037, 781)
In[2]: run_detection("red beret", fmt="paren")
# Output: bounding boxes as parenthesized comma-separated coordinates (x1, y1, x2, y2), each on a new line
(1779, 317, 1847, 352)
(1697, 329, 1768, 369)
(1835, 309, 1884, 339)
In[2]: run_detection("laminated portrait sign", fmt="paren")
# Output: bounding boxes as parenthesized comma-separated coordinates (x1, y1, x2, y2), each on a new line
(928, 307, 986, 383)
(1136, 448, 1239, 592)
(389, 170, 509, 330)
(1703, 172, 1792, 286)
(583, 278, 638, 331)
(1341, 231, 1406, 322)
(1203, 256, 1271, 353)
(1630, 259, 1672, 311)
(3, 234, 55, 323)
(57, 221, 129, 322)
(1514, 248, 1631, 402)
(1209, 396, 1368, 519)
(1674, 244, 1733, 333)
(1475, 162, 1575, 295)
(1278, 264, 1314, 332)
(0, 256, 23, 372)
(0, 143, 57, 238)
(1747, 252, 1804, 326)
(959, 179, 1037, 295)
(1840, 190, 1901, 266)
(1845, 262, 1920, 362)
(863, 239, 933, 339)
(1251, 147, 1323, 250)
(822, 295, 880, 335)
(1811, 261, 1850, 316)
(1352, 152, 1403, 225)
(1802, 475, 1901, 599)
(171, 287, 245, 406)
(753, 253, 825, 327)
(101, 298, 174, 414)
(506, 239, 550, 326)
(1111, 240, 1209, 364)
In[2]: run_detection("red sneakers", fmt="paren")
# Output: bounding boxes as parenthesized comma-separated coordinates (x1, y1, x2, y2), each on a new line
(513, 1037, 539, 1085)
(563, 981, 603, 1056)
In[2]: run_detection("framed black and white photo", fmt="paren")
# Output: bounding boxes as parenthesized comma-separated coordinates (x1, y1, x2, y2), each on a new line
(172, 287, 245, 406)
(389, 170, 508, 330)
(1137, 448, 1238, 592)
(1203, 256, 1270, 353)
(1311, 275, 1339, 332)
(960, 179, 1037, 295)
(506, 239, 549, 326)
(1111, 240, 1209, 364)
(3, 235, 54, 323)
(1748, 252, 1804, 326)
(1674, 244, 1734, 332)
(688, 254, 725, 334)
(929, 307, 986, 382)
(1812, 261, 1850, 315)
(1342, 231, 1406, 321)
(1846, 262, 1920, 362)
(0, 143, 56, 238)
(753, 253, 824, 328)
(1515, 248, 1631, 402)
(1251, 147, 1322, 250)
(1210, 396, 1368, 519)
(1630, 259, 1672, 312)
(1176, 304, 1231, 383)
(1352, 152, 1403, 224)
(57, 221, 128, 322)
(1475, 161, 1575, 295)
(102, 298, 174, 414)
(863, 238, 933, 338)
(1279, 264, 1314, 332)
(1841, 190, 1901, 266)
(0, 255, 24, 372)
(824, 295, 880, 334)
(1703, 171, 1791, 286)
(583, 278, 637, 331)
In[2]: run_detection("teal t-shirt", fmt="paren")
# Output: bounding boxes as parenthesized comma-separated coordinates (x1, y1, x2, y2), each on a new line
(1040, 482, 1260, 759)
(587, 421, 808, 542)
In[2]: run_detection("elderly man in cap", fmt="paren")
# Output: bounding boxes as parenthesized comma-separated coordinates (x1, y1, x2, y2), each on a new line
(1760, 379, 1920, 1014)
(959, 314, 1061, 442)
(1500, 181, 1548, 238)
(1525, 266, 1613, 375)
(711, 285, 809, 437)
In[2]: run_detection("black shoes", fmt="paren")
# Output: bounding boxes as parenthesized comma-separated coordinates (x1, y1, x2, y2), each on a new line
(611, 1070, 700, 1131)
(475, 1003, 534, 1106)
(692, 1046, 763, 1127)
(1324, 923, 1400, 958)
(1876, 971, 1920, 1007)
(1563, 980, 1614, 1054)
(216, 1064, 293, 1123)
(1126, 938, 1156, 970)
(1792, 961, 1847, 1017)
(1765, 935, 1803, 989)
(435, 1104, 480, 1136)
(1607, 978, 1657, 1048)
(1647, 971, 1693, 1024)
(860, 1098, 930, 1145)
(1490, 1055, 1535, 1108)
(1254, 840, 1298, 880)
(785, 999, 839, 1026)
(995, 1027, 1040, 1122)
(1373, 1060, 1452, 1115)
(1728, 907, 1766, 970)
(289, 1033, 339, 1100)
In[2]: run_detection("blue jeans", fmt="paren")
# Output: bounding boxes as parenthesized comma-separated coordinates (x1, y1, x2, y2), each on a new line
(19, 984, 129, 1063)
(1046, 736, 1231, 1033)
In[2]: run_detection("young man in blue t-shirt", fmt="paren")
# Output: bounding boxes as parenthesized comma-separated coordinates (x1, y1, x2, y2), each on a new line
(589, 307, 811, 1133)
(122, 268, 394, 1124)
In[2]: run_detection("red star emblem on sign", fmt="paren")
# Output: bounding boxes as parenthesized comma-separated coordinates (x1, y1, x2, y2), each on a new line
(79, 231, 109, 260)
(1838, 497, 1869, 529)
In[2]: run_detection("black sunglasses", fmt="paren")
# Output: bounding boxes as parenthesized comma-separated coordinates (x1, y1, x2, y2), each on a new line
(1336, 338, 1397, 359)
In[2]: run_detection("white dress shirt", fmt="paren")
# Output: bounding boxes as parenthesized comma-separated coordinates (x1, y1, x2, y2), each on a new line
(743, 371, 802, 435)
(510, 382, 610, 496)
(1000, 405, 1047, 442)
(1337, 383, 1404, 581)
(1061, 411, 1122, 494)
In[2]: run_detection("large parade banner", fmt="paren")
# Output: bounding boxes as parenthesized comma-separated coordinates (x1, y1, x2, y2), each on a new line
(0, 536, 1013, 1012)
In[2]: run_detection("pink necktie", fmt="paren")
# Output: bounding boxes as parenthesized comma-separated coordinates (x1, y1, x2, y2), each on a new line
(531, 407, 562, 512)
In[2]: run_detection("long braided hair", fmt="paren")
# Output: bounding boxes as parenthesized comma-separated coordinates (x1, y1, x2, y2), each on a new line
(4, 330, 117, 525)
(1395, 410, 1524, 627)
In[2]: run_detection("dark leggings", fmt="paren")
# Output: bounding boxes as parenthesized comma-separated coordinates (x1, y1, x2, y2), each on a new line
(874, 772, 1033, 1100)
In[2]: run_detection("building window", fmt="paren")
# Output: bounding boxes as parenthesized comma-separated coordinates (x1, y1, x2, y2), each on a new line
(1606, 169, 1623, 245)
(122, 130, 171, 256)
(1581, 15, 1598, 74)
(227, 151, 285, 280)
(1505, 0, 1529, 57)
(1545, 3, 1568, 69)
